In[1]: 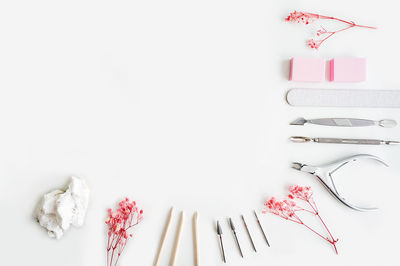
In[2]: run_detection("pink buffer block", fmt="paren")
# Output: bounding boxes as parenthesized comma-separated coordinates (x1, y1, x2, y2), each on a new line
(290, 57, 325, 82)
(330, 58, 366, 82)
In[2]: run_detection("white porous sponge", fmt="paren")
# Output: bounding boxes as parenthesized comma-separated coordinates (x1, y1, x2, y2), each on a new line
(34, 176, 90, 239)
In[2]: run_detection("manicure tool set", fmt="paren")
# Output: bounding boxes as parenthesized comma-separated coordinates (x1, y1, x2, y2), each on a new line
(153, 209, 271, 264)
(287, 59, 397, 192)
(216, 211, 270, 263)
(288, 57, 399, 145)
(150, 55, 399, 266)
(288, 59, 399, 145)
(284, 51, 397, 250)
(136, 23, 399, 266)
(137, 13, 398, 266)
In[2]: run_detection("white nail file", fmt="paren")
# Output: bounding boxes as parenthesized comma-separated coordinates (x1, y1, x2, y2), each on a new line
(287, 88, 400, 108)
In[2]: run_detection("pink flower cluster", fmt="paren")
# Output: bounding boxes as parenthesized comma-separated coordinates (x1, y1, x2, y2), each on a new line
(285, 11, 321, 25)
(286, 11, 376, 49)
(288, 185, 313, 201)
(106, 198, 143, 266)
(264, 197, 297, 219)
(264, 185, 338, 254)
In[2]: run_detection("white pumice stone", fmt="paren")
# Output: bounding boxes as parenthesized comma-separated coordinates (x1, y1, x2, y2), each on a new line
(34, 176, 90, 239)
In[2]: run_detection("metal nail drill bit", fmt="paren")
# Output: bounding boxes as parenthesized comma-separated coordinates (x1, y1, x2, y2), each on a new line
(228, 218, 243, 258)
(253, 210, 270, 247)
(241, 215, 257, 252)
(216, 221, 226, 263)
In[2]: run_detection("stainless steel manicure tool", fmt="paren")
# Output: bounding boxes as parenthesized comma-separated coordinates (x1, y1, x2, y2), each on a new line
(290, 136, 400, 145)
(292, 154, 388, 211)
(290, 117, 397, 128)
(216, 221, 226, 263)
(253, 211, 270, 247)
(228, 218, 243, 258)
(241, 215, 257, 252)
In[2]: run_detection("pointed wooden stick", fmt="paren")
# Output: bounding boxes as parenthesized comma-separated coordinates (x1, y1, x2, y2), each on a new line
(193, 212, 200, 266)
(169, 211, 184, 266)
(154, 207, 174, 266)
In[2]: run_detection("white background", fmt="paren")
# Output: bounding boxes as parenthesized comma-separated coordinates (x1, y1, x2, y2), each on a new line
(1, 0, 399, 265)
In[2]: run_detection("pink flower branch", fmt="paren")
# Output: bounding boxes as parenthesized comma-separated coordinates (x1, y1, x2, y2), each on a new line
(263, 185, 338, 254)
(106, 198, 143, 266)
(286, 11, 376, 49)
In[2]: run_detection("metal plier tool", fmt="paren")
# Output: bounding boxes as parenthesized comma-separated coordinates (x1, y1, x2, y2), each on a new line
(292, 154, 388, 211)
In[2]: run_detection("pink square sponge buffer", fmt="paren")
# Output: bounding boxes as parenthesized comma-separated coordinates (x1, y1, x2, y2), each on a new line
(290, 57, 326, 82)
(330, 58, 366, 82)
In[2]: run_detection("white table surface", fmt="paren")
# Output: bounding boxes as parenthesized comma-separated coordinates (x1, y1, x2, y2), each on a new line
(1, 0, 399, 265)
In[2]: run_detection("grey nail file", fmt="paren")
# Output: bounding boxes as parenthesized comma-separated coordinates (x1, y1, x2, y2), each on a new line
(287, 88, 400, 108)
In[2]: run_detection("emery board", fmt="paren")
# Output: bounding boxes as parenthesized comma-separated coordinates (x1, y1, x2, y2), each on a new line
(287, 88, 400, 108)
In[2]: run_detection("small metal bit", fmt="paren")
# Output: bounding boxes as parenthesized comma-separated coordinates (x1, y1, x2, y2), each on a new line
(216, 221, 226, 263)
(241, 215, 257, 252)
(228, 218, 243, 258)
(253, 210, 270, 247)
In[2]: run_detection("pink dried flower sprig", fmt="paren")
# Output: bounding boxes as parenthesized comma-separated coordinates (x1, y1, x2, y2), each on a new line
(286, 11, 322, 25)
(106, 198, 143, 266)
(264, 185, 338, 254)
(286, 11, 376, 49)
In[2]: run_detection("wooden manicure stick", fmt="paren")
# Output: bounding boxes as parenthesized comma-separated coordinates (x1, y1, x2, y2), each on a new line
(154, 207, 174, 266)
(193, 212, 200, 266)
(169, 211, 184, 266)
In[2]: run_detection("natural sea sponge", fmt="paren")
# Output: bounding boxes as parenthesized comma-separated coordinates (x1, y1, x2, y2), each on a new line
(34, 176, 90, 239)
